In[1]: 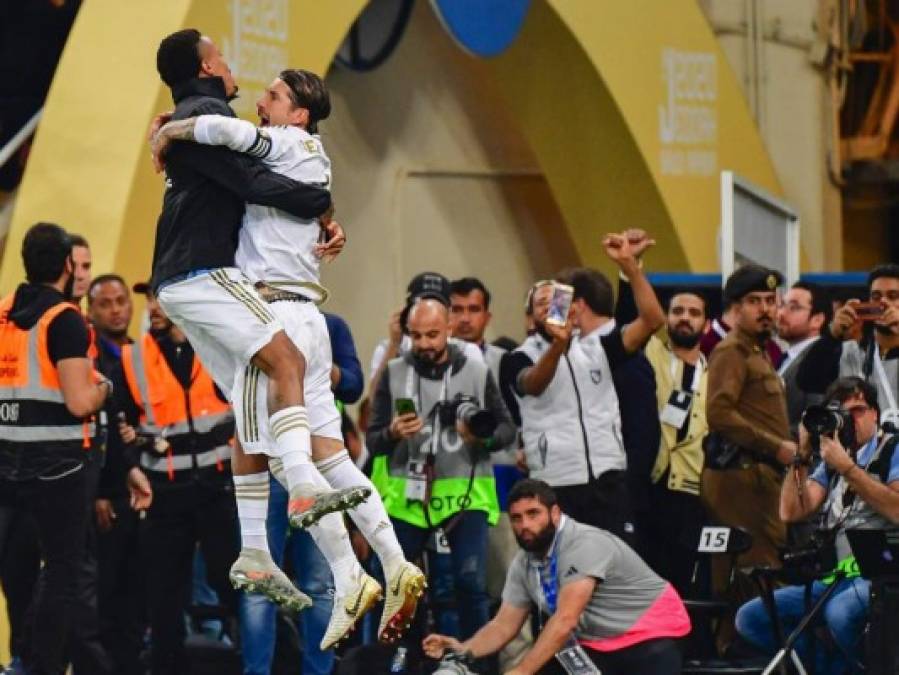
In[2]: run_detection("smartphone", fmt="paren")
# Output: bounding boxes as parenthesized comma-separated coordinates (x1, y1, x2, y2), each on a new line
(395, 398, 416, 416)
(856, 302, 885, 321)
(545, 282, 574, 327)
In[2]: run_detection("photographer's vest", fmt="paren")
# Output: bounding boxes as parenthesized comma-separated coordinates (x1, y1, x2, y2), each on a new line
(376, 352, 499, 529)
(122, 334, 233, 481)
(513, 332, 626, 487)
(823, 433, 899, 563)
(0, 294, 93, 449)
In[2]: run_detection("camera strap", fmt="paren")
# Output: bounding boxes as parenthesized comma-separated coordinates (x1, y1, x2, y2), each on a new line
(872, 344, 899, 426)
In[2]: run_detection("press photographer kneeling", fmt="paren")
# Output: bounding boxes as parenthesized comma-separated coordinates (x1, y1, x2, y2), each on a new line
(735, 376, 899, 674)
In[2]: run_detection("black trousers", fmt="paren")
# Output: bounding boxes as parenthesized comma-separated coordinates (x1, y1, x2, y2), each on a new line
(643, 479, 707, 597)
(539, 637, 683, 675)
(98, 498, 146, 675)
(0, 506, 40, 659)
(553, 470, 636, 545)
(67, 454, 114, 675)
(145, 479, 239, 675)
(0, 464, 90, 675)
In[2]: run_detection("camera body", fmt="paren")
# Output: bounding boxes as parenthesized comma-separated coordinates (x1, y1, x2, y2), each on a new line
(781, 528, 838, 582)
(801, 402, 856, 453)
(436, 394, 497, 440)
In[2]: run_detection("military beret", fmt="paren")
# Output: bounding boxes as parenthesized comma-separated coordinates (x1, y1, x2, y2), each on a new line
(723, 264, 784, 304)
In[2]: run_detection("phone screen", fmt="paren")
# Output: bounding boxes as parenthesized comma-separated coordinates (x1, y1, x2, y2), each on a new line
(545, 283, 574, 327)
(395, 398, 416, 416)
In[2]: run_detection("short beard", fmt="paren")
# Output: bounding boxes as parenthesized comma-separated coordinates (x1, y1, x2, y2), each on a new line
(413, 346, 447, 368)
(668, 328, 701, 349)
(874, 323, 894, 336)
(515, 521, 557, 555)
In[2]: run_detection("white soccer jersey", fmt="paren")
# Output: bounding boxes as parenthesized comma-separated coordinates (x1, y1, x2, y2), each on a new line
(194, 115, 331, 302)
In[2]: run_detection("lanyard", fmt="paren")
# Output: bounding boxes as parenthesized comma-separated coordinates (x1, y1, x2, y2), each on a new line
(669, 352, 703, 393)
(873, 344, 899, 413)
(533, 516, 568, 617)
(405, 365, 451, 458)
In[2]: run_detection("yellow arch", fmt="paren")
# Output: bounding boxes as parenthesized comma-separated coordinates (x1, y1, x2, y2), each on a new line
(0, 0, 780, 287)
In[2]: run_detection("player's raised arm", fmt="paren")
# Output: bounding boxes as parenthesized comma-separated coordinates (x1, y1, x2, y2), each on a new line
(153, 115, 279, 163)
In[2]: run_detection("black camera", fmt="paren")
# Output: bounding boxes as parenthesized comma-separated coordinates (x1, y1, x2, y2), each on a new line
(781, 528, 838, 582)
(437, 394, 497, 440)
(801, 402, 856, 452)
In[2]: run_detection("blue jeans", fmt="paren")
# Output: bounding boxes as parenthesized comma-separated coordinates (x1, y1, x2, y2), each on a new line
(735, 577, 870, 675)
(392, 511, 490, 640)
(239, 476, 335, 675)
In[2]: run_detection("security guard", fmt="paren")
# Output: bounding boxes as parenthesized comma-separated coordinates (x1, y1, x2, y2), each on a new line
(0, 222, 111, 675)
(116, 286, 238, 675)
(705, 265, 794, 571)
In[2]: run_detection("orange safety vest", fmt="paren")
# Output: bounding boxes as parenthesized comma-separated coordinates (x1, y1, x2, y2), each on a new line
(122, 333, 233, 480)
(0, 293, 94, 447)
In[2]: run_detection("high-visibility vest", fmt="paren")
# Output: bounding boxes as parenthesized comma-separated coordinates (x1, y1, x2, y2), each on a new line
(122, 333, 233, 480)
(0, 293, 94, 448)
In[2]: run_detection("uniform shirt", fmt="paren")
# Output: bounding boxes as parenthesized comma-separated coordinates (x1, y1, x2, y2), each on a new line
(706, 326, 790, 459)
(502, 518, 690, 647)
(194, 114, 330, 301)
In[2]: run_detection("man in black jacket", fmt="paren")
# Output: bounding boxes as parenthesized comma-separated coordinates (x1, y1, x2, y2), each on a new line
(148, 29, 366, 613)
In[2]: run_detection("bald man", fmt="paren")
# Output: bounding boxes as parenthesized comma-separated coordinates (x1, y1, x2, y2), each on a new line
(366, 298, 517, 644)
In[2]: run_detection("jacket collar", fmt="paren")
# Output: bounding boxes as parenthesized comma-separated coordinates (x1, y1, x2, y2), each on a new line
(171, 77, 228, 105)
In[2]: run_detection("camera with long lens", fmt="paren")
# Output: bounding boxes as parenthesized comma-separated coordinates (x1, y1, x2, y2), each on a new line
(433, 650, 476, 675)
(437, 394, 497, 440)
(801, 402, 855, 454)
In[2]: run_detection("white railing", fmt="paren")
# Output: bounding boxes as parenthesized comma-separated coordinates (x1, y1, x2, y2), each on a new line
(0, 109, 42, 169)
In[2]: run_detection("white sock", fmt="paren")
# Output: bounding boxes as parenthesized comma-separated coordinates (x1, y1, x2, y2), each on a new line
(233, 472, 270, 553)
(316, 450, 406, 573)
(308, 512, 363, 597)
(270, 406, 318, 491)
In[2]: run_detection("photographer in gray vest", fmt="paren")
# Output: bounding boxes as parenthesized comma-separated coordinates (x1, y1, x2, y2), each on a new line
(367, 298, 517, 640)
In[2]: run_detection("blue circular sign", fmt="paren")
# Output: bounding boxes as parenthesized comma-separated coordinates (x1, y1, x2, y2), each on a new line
(431, 0, 533, 58)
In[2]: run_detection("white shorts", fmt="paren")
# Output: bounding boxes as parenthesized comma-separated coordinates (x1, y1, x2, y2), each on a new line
(157, 267, 282, 394)
(232, 299, 342, 454)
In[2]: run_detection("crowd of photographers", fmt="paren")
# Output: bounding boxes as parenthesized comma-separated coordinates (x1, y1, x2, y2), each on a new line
(2, 223, 898, 675)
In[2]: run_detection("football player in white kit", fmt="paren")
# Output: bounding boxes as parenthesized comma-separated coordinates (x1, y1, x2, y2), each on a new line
(153, 69, 425, 648)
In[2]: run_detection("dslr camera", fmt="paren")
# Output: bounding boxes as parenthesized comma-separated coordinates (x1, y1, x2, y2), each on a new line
(801, 402, 855, 453)
(437, 394, 498, 440)
(781, 528, 838, 583)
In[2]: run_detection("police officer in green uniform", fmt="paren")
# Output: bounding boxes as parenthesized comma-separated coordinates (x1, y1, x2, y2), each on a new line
(367, 297, 516, 640)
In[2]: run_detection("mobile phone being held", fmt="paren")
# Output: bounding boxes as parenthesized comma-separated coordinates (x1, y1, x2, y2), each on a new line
(545, 282, 574, 327)
(855, 302, 885, 322)
(394, 398, 416, 416)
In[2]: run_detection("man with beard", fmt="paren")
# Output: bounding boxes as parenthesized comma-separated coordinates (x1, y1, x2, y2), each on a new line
(0, 223, 113, 675)
(501, 234, 665, 541)
(798, 264, 899, 431)
(704, 265, 794, 574)
(367, 298, 517, 646)
(639, 291, 711, 594)
(422, 479, 690, 675)
(775, 281, 829, 436)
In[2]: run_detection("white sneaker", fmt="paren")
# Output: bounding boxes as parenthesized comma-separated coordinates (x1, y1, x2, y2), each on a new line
(320, 572, 383, 650)
(229, 548, 312, 613)
(287, 483, 371, 529)
(378, 560, 426, 643)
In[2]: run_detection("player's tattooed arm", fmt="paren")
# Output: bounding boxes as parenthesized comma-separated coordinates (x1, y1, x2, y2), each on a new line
(151, 118, 198, 171)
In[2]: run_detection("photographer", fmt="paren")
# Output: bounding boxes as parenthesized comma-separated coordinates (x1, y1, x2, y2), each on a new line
(798, 264, 899, 429)
(367, 298, 516, 640)
(735, 377, 899, 674)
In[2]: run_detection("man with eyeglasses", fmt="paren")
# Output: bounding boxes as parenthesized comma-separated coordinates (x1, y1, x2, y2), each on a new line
(704, 265, 793, 573)
(799, 264, 899, 432)
(735, 376, 899, 675)
(776, 282, 831, 436)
